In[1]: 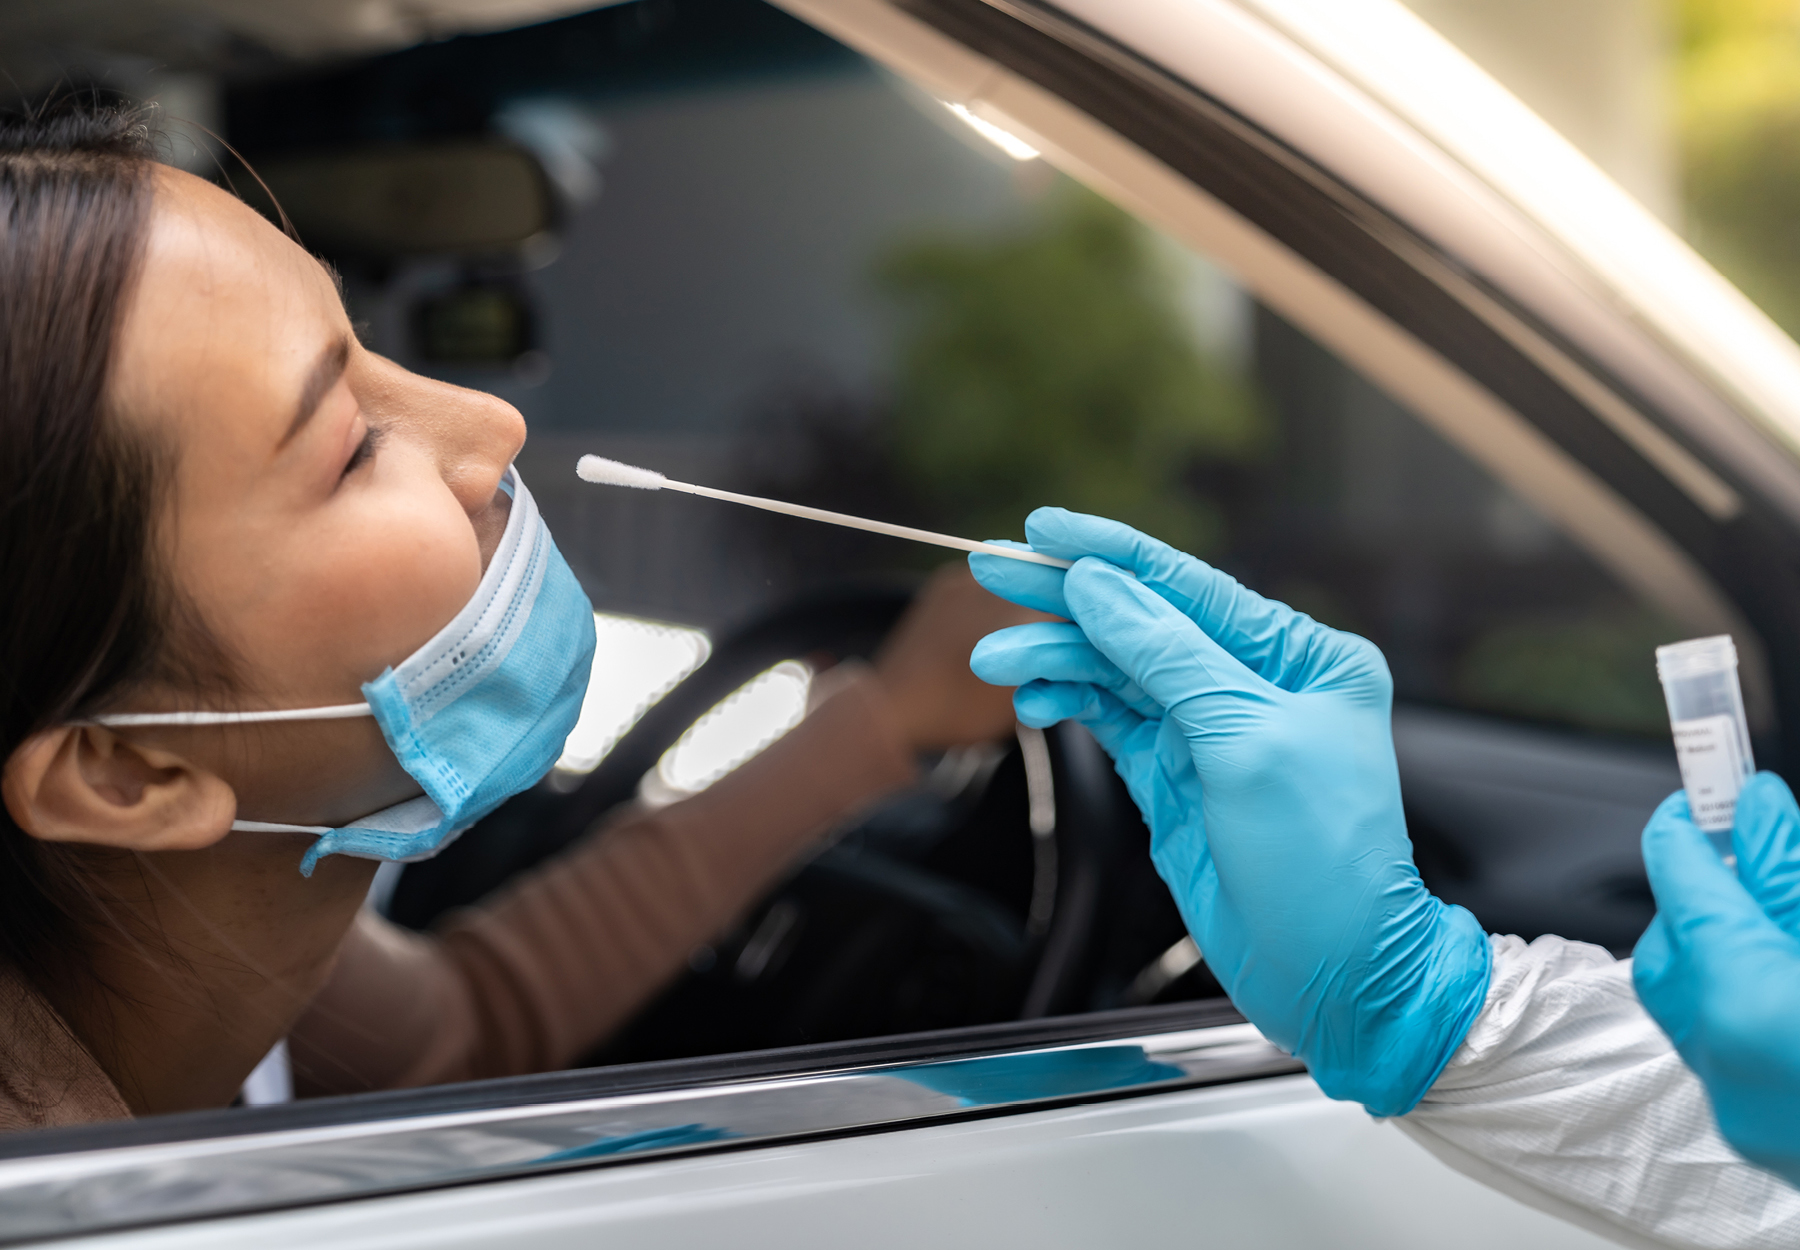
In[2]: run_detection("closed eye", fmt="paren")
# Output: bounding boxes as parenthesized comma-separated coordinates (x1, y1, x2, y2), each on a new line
(342, 425, 384, 479)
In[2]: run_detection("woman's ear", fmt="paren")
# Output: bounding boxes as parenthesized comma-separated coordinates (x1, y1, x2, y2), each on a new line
(3, 726, 236, 851)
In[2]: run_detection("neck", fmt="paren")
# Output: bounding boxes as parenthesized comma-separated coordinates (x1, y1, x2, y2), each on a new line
(43, 832, 376, 1117)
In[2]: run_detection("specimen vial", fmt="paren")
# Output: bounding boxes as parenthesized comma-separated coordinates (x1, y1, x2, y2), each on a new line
(1656, 635, 1754, 848)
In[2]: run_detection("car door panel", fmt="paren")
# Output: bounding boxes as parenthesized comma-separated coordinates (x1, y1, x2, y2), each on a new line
(51, 1076, 1614, 1250)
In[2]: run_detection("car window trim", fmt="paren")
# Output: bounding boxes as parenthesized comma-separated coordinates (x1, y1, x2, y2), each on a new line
(0, 1005, 1295, 1245)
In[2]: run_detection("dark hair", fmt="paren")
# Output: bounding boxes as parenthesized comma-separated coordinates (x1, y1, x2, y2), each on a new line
(0, 97, 226, 994)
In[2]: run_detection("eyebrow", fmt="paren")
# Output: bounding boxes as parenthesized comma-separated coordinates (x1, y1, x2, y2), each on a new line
(280, 334, 351, 449)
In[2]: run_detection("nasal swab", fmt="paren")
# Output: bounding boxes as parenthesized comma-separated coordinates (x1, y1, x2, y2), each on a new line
(576, 455, 1074, 569)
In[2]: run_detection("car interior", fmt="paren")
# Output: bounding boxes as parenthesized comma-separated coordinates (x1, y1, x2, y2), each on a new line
(2, 0, 1739, 1102)
(241, 0, 1696, 1060)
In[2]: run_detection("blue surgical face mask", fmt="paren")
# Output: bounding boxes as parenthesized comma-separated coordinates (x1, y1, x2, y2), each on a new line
(98, 467, 596, 876)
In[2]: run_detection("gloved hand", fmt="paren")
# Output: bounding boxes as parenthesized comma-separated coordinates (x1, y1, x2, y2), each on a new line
(969, 508, 1490, 1116)
(1634, 773, 1800, 1186)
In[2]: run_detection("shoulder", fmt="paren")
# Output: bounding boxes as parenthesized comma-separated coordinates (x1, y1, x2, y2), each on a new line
(0, 961, 130, 1133)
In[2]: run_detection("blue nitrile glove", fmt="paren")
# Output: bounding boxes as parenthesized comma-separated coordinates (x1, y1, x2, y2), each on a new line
(1634, 774, 1800, 1186)
(969, 509, 1491, 1116)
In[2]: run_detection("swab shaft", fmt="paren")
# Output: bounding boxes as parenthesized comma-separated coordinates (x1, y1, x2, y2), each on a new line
(661, 480, 1074, 569)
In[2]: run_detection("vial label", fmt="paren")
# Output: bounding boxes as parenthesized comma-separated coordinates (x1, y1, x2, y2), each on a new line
(1672, 713, 1749, 833)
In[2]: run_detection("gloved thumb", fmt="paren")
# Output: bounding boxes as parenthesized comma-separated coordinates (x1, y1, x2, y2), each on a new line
(1642, 789, 1766, 951)
(1733, 772, 1800, 938)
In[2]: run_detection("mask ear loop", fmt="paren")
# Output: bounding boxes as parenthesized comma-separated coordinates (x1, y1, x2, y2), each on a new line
(85, 704, 376, 836)
(91, 703, 373, 727)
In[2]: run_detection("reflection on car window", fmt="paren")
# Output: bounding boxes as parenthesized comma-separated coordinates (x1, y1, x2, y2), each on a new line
(1246, 310, 1680, 736)
(558, 613, 711, 774)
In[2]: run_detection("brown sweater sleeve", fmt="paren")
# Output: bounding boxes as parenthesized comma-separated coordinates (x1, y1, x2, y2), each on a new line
(288, 668, 916, 1097)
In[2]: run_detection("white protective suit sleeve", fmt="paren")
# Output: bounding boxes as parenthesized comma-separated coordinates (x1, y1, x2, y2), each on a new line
(1396, 933, 1800, 1250)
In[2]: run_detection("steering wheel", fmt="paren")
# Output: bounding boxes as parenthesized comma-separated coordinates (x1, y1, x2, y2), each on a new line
(388, 584, 1150, 1059)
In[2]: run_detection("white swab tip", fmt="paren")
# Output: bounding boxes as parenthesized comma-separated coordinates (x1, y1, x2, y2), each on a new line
(577, 455, 668, 490)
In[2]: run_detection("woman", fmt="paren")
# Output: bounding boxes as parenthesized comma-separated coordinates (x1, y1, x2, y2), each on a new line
(0, 101, 1031, 1129)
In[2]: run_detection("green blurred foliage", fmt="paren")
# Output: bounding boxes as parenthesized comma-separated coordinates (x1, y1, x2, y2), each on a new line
(877, 186, 1268, 555)
(1455, 609, 1686, 734)
(1677, 0, 1800, 334)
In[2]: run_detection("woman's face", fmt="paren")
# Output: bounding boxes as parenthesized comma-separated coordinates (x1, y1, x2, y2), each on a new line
(107, 167, 527, 828)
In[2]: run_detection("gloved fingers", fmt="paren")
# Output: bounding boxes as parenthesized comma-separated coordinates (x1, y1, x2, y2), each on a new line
(1014, 680, 1183, 830)
(971, 621, 1158, 718)
(1059, 557, 1268, 718)
(1141, 721, 1220, 931)
(1636, 794, 1800, 1059)
(1022, 507, 1360, 691)
(968, 543, 1068, 618)
(1632, 910, 1674, 988)
(1012, 680, 1157, 757)
(1630, 910, 1693, 1046)
(1732, 772, 1800, 937)
(1642, 790, 1773, 952)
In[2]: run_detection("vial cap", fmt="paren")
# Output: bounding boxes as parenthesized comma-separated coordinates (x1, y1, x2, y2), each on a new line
(1656, 635, 1738, 682)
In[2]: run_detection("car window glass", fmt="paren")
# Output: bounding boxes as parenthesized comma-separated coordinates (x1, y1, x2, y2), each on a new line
(227, 0, 1683, 752)
(0, 1, 1718, 1161)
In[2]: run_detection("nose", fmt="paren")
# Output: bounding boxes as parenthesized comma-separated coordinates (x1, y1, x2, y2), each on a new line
(435, 385, 527, 520)
(358, 353, 527, 517)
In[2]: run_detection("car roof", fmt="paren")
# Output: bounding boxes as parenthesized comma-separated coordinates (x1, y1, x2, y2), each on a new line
(0, 0, 611, 61)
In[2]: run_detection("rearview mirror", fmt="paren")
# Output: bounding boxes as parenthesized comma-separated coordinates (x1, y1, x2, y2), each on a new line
(240, 142, 555, 257)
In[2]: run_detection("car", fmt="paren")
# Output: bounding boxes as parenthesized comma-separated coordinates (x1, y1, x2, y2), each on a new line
(3, 0, 1797, 1244)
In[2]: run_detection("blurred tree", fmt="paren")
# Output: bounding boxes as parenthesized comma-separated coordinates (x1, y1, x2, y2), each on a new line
(1678, 0, 1800, 335)
(1454, 607, 1684, 734)
(878, 185, 1268, 556)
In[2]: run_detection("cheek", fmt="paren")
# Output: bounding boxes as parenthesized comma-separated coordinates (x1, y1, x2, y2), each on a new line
(222, 487, 483, 701)
(306, 496, 483, 679)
